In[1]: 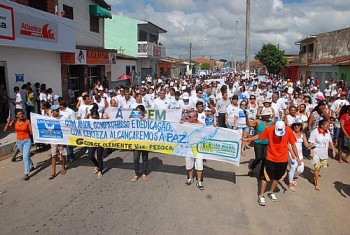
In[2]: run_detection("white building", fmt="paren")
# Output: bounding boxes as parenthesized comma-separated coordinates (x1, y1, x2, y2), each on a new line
(0, 0, 75, 99)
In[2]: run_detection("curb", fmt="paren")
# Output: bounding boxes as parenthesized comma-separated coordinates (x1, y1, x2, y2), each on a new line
(0, 142, 16, 161)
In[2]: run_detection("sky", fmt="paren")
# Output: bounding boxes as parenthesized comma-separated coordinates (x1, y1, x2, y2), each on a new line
(105, 0, 350, 61)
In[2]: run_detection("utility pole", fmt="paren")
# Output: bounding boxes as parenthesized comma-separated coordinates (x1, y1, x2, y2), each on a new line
(189, 42, 192, 76)
(245, 0, 250, 79)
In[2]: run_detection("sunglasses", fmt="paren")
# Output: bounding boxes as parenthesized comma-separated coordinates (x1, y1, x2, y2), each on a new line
(188, 116, 196, 118)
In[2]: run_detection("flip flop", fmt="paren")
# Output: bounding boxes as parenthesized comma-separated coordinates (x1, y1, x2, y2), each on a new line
(288, 185, 296, 192)
(49, 174, 56, 180)
(132, 175, 139, 182)
(61, 169, 66, 175)
(142, 174, 148, 181)
(292, 180, 297, 186)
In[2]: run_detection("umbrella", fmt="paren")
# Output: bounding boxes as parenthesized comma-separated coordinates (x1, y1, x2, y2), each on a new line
(117, 74, 132, 80)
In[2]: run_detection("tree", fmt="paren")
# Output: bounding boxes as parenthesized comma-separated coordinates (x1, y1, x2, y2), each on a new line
(201, 63, 210, 70)
(255, 43, 287, 75)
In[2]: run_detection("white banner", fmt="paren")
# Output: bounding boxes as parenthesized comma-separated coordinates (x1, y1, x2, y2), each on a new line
(31, 113, 241, 166)
(108, 108, 183, 122)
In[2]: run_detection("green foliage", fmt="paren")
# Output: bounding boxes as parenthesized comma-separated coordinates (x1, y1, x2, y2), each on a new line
(255, 43, 287, 75)
(201, 63, 210, 70)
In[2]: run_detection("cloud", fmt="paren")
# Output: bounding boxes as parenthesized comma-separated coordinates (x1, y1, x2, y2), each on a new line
(105, 0, 350, 61)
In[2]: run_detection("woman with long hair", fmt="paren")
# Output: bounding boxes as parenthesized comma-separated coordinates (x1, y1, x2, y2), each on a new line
(132, 105, 149, 182)
(308, 101, 330, 133)
(88, 108, 104, 178)
(3, 109, 34, 180)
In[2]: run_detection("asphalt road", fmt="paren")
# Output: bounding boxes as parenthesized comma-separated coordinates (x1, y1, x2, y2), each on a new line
(0, 147, 349, 235)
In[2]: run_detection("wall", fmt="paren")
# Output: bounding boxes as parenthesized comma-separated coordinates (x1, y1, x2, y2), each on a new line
(312, 65, 339, 90)
(110, 60, 137, 83)
(0, 46, 62, 97)
(316, 28, 350, 60)
(339, 66, 350, 83)
(58, 0, 105, 48)
(104, 15, 138, 57)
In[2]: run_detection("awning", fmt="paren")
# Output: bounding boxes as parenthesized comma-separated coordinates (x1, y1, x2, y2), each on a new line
(89, 5, 112, 19)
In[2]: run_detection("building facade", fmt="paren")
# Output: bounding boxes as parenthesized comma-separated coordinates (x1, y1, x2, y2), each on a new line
(0, 0, 75, 99)
(105, 15, 167, 84)
(296, 27, 350, 89)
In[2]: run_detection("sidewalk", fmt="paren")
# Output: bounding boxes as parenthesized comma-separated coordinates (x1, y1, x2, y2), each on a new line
(0, 123, 17, 160)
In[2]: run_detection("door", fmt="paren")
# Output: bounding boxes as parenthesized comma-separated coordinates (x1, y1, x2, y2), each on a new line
(0, 62, 9, 122)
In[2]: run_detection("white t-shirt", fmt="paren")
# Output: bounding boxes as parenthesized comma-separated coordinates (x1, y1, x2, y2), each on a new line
(309, 129, 332, 160)
(15, 93, 22, 109)
(197, 111, 206, 124)
(234, 108, 248, 128)
(120, 97, 135, 109)
(152, 98, 170, 109)
(226, 104, 239, 126)
(330, 99, 349, 114)
(178, 99, 195, 110)
(77, 104, 92, 119)
(59, 107, 76, 120)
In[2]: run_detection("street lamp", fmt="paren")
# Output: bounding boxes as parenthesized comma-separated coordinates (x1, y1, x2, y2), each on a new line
(189, 38, 207, 76)
(232, 19, 240, 74)
(245, 0, 251, 79)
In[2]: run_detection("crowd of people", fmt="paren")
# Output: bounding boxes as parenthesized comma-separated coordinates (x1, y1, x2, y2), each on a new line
(2, 74, 350, 205)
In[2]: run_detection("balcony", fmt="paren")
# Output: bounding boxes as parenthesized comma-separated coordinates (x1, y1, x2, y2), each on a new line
(299, 52, 314, 64)
(138, 41, 166, 58)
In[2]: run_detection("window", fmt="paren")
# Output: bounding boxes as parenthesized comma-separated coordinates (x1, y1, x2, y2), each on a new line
(90, 15, 99, 33)
(138, 30, 147, 41)
(63, 4, 73, 20)
(300, 46, 306, 53)
(308, 43, 314, 52)
(28, 0, 47, 12)
(126, 66, 131, 75)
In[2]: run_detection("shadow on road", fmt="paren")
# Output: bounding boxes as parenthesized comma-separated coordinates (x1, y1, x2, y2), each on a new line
(334, 181, 350, 198)
(102, 156, 237, 184)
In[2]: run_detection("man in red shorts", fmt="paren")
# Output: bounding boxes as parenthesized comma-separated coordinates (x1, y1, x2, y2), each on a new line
(244, 121, 300, 206)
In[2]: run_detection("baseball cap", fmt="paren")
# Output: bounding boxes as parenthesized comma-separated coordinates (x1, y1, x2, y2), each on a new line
(275, 121, 286, 137)
(340, 91, 347, 96)
(50, 104, 59, 111)
(182, 93, 189, 99)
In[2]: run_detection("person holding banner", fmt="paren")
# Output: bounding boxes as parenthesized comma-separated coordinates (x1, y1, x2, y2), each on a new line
(132, 105, 149, 182)
(88, 108, 104, 178)
(49, 105, 67, 180)
(4, 109, 34, 181)
(244, 121, 300, 206)
(184, 111, 205, 190)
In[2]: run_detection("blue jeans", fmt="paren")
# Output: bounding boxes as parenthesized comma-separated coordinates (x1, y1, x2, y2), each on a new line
(16, 138, 33, 174)
(88, 147, 104, 172)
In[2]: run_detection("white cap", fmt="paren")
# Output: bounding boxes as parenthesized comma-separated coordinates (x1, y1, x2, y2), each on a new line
(275, 121, 286, 136)
(182, 92, 189, 99)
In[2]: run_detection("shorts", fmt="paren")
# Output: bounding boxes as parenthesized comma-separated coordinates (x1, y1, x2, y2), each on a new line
(185, 157, 203, 171)
(263, 160, 288, 181)
(51, 144, 67, 157)
(312, 156, 328, 169)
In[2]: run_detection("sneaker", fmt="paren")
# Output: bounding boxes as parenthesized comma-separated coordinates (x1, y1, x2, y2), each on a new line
(185, 178, 194, 186)
(258, 195, 266, 206)
(196, 181, 204, 190)
(267, 192, 277, 202)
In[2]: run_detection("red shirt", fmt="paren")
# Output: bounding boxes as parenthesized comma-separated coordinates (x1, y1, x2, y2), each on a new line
(258, 125, 297, 163)
(340, 113, 350, 136)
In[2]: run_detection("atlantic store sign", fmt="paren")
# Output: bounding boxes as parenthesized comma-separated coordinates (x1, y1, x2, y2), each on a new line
(0, 0, 75, 52)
